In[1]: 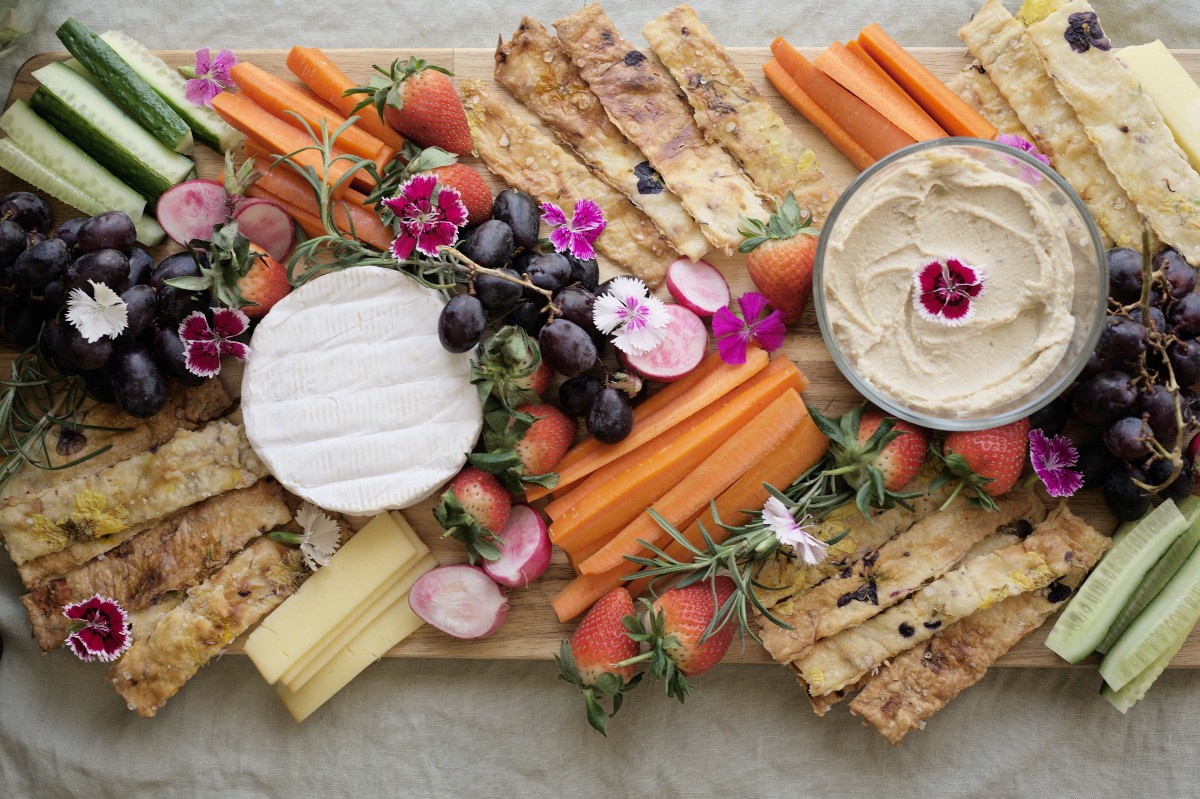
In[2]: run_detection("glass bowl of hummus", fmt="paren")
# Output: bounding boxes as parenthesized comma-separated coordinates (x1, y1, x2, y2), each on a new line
(814, 138, 1106, 431)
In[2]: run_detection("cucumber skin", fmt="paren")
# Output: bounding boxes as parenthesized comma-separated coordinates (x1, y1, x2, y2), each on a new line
(56, 17, 193, 154)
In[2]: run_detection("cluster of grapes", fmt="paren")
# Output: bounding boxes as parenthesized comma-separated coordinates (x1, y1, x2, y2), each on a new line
(1060, 245, 1200, 520)
(435, 189, 635, 443)
(0, 191, 214, 419)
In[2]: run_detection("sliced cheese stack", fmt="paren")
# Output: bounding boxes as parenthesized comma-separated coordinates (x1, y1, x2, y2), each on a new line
(244, 510, 436, 722)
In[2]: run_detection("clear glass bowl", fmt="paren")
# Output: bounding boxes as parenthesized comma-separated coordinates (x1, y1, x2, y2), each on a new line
(813, 137, 1106, 431)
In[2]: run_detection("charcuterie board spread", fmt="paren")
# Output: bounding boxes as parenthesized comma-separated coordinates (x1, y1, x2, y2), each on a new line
(3, 0, 1200, 741)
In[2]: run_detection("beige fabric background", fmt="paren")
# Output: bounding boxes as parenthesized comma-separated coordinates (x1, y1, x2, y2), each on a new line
(2, 1, 1199, 796)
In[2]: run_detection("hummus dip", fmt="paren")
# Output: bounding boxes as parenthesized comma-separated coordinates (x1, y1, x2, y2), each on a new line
(822, 150, 1075, 415)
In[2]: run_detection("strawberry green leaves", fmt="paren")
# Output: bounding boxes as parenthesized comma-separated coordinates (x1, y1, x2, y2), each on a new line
(736, 191, 820, 254)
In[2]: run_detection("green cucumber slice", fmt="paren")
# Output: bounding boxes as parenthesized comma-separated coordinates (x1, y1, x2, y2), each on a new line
(56, 17, 193, 154)
(0, 138, 109, 218)
(1097, 497, 1200, 653)
(1101, 625, 1188, 713)
(1100, 533, 1200, 691)
(1045, 499, 1188, 663)
(133, 214, 165, 247)
(99, 30, 243, 153)
(0, 99, 145, 221)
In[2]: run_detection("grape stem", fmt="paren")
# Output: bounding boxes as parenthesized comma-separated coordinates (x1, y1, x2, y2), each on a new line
(438, 245, 561, 319)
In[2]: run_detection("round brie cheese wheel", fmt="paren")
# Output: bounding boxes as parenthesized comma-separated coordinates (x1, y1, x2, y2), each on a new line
(242, 266, 483, 515)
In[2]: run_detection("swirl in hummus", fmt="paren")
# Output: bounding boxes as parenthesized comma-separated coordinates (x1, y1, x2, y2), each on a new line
(823, 150, 1075, 414)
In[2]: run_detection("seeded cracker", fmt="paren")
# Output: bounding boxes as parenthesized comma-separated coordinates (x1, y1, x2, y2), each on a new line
(945, 64, 1035, 142)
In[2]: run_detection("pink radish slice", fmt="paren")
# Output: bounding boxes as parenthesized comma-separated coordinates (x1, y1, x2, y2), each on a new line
(232, 198, 296, 261)
(156, 179, 229, 245)
(482, 504, 551, 588)
(618, 304, 708, 382)
(409, 565, 509, 639)
(665, 258, 730, 317)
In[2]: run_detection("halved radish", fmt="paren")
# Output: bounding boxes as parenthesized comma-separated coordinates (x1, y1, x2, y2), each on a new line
(666, 258, 730, 317)
(618, 304, 708, 382)
(482, 505, 551, 588)
(156, 179, 229, 245)
(409, 565, 509, 639)
(232, 197, 296, 261)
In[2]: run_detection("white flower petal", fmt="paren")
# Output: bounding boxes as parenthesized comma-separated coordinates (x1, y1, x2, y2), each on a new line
(605, 275, 649, 301)
(65, 281, 128, 343)
(591, 291, 629, 334)
(295, 502, 342, 571)
(612, 323, 667, 355)
(761, 496, 828, 565)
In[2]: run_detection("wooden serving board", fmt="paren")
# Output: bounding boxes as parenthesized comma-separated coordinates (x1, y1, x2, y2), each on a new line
(6, 46, 1200, 668)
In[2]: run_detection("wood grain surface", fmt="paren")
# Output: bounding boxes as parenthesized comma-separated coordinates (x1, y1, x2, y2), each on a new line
(6, 46, 1200, 668)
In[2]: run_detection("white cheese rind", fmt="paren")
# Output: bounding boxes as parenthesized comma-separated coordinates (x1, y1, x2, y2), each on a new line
(241, 267, 482, 515)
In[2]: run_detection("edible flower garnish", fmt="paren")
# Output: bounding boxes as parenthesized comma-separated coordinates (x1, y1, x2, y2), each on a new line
(183, 48, 237, 108)
(1029, 428, 1084, 498)
(591, 276, 669, 356)
(66, 280, 128, 343)
(1064, 11, 1111, 54)
(63, 594, 132, 663)
(178, 307, 250, 378)
(912, 257, 986, 327)
(711, 291, 786, 365)
(267, 502, 342, 571)
(996, 133, 1051, 183)
(761, 495, 828, 566)
(541, 199, 606, 261)
(381, 173, 468, 261)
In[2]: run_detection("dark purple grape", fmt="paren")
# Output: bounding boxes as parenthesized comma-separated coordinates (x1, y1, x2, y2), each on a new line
(595, 277, 618, 300)
(1081, 350, 1108, 378)
(151, 251, 204, 290)
(438, 294, 485, 353)
(4, 300, 43, 346)
(1146, 456, 1194, 502)
(123, 248, 153, 291)
(459, 220, 514, 270)
(566, 254, 600, 292)
(110, 342, 168, 417)
(1104, 467, 1152, 522)
(42, 280, 64, 311)
(554, 286, 596, 331)
(508, 299, 547, 337)
(1155, 248, 1196, 298)
(1139, 384, 1190, 446)
(558, 374, 602, 417)
(0, 191, 51, 233)
(1182, 388, 1200, 420)
(24, 230, 45, 250)
(1072, 370, 1137, 425)
(1170, 293, 1200, 339)
(1030, 396, 1070, 437)
(119, 285, 157, 342)
(1169, 338, 1200, 386)
(491, 189, 538, 250)
(1104, 416, 1153, 460)
(0, 286, 25, 313)
(39, 319, 71, 373)
(511, 248, 538, 275)
(52, 217, 88, 251)
(1098, 316, 1148, 360)
(525, 253, 571, 294)
(1129, 305, 1168, 333)
(1107, 247, 1144, 302)
(152, 252, 208, 324)
(587, 386, 634, 443)
(474, 268, 524, 311)
(64, 249, 129, 294)
(151, 327, 205, 386)
(52, 316, 113, 371)
(539, 319, 598, 377)
(11, 238, 69, 290)
(0, 219, 27, 269)
(1077, 442, 1120, 490)
(75, 211, 135, 254)
(81, 368, 116, 403)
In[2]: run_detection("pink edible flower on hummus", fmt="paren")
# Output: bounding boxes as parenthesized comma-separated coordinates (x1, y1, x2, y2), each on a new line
(912, 257, 986, 327)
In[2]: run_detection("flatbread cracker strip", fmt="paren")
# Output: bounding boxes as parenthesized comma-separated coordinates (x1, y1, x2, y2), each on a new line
(849, 505, 1110, 744)
(761, 491, 1044, 665)
(21, 480, 290, 651)
(554, 4, 768, 253)
(109, 538, 305, 717)
(958, 0, 1146, 250)
(494, 18, 710, 261)
(458, 78, 674, 286)
(796, 506, 1103, 697)
(2, 419, 267, 567)
(642, 5, 834, 218)
(945, 64, 1034, 141)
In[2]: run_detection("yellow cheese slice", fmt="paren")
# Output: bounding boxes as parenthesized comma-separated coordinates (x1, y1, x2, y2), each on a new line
(1120, 41, 1200, 174)
(274, 553, 437, 722)
(244, 511, 419, 684)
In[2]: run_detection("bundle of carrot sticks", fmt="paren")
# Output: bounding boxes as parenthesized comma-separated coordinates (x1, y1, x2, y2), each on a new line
(544, 350, 830, 622)
(764, 24, 997, 170)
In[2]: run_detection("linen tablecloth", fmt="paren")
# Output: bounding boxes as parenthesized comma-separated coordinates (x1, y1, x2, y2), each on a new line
(2, 2, 1198, 796)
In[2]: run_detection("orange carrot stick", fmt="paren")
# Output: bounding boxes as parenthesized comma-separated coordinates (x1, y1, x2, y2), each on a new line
(815, 42, 946, 141)
(285, 46, 408, 153)
(576, 390, 808, 576)
(856, 23, 998, 139)
(763, 59, 874, 172)
(770, 38, 916, 161)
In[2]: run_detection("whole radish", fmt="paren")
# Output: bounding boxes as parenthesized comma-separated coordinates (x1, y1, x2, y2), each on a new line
(482, 505, 551, 588)
(409, 565, 509, 639)
(555, 587, 643, 735)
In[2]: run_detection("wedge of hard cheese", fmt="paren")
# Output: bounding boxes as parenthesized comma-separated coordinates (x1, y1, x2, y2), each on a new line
(1119, 40, 1200, 175)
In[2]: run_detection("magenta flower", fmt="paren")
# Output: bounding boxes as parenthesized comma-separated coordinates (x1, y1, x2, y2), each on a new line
(913, 257, 986, 327)
(178, 308, 251, 378)
(1029, 428, 1083, 498)
(711, 291, 785, 365)
(185, 48, 237, 108)
(996, 133, 1051, 184)
(382, 174, 468, 261)
(541, 199, 606, 261)
(63, 594, 132, 663)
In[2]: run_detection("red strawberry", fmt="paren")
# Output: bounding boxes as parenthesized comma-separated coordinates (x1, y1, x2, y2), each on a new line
(739, 192, 821, 324)
(856, 409, 931, 491)
(470, 402, 575, 494)
(434, 466, 511, 563)
(429, 163, 492, 225)
(939, 418, 1031, 508)
(555, 587, 642, 735)
(527, 359, 553, 396)
(350, 57, 471, 155)
(239, 245, 290, 318)
(513, 403, 574, 475)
